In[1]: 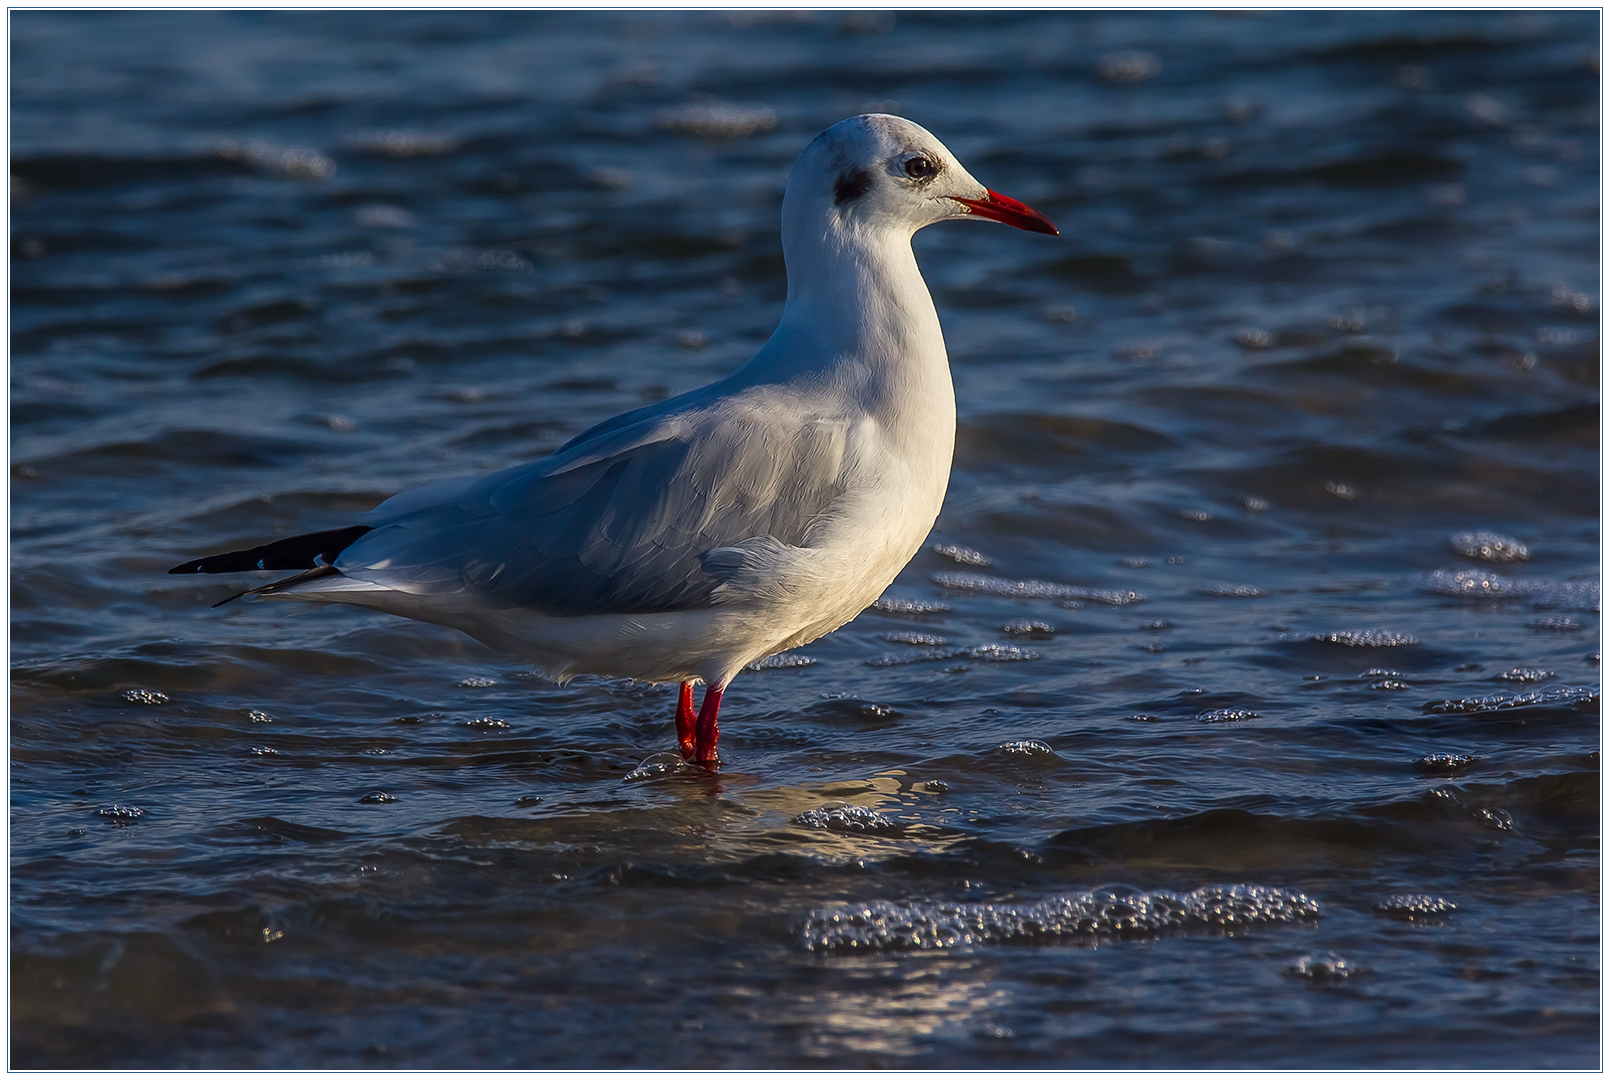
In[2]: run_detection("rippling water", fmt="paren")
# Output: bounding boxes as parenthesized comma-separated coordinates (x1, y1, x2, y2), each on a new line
(10, 10, 1600, 1068)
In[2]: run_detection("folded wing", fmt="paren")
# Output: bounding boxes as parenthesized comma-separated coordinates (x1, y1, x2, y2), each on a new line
(337, 393, 852, 616)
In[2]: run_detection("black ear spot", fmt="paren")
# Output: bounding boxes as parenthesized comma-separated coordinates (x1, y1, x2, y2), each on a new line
(833, 168, 873, 206)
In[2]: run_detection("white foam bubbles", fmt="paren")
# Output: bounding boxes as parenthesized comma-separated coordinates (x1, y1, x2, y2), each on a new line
(996, 739, 1056, 756)
(1314, 630, 1420, 647)
(869, 595, 951, 616)
(794, 804, 900, 834)
(624, 752, 692, 783)
(930, 571, 1144, 606)
(931, 543, 992, 567)
(800, 884, 1321, 951)
(1375, 895, 1458, 919)
(1423, 568, 1599, 611)
(745, 653, 819, 671)
(1287, 952, 1359, 980)
(1197, 708, 1260, 723)
(1425, 685, 1598, 714)
(866, 644, 1039, 668)
(1449, 530, 1529, 563)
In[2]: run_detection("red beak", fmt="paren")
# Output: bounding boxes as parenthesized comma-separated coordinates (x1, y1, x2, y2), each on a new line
(950, 189, 1059, 235)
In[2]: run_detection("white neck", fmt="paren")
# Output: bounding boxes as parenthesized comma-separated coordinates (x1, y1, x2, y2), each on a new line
(734, 212, 953, 444)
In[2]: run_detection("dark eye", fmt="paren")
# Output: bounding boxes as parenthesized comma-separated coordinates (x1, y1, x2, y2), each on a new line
(902, 155, 939, 181)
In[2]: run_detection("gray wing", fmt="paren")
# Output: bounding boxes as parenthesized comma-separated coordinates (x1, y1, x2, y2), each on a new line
(337, 393, 851, 616)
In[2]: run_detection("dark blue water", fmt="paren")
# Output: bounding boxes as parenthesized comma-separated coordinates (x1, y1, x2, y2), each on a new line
(10, 10, 1600, 1068)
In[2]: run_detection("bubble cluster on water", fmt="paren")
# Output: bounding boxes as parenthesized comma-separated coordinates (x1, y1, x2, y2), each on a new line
(1197, 708, 1260, 723)
(1426, 567, 1527, 599)
(969, 644, 1039, 662)
(1528, 616, 1583, 632)
(745, 653, 819, 671)
(1376, 895, 1459, 920)
(1201, 584, 1267, 598)
(624, 752, 692, 783)
(1474, 807, 1514, 831)
(930, 571, 1076, 600)
(866, 644, 1039, 668)
(455, 675, 497, 688)
(866, 648, 952, 668)
(996, 739, 1056, 756)
(1000, 619, 1055, 636)
(464, 717, 511, 729)
(217, 138, 336, 179)
(1428, 787, 1465, 809)
(930, 571, 1143, 606)
(97, 805, 144, 821)
(1425, 686, 1599, 714)
(121, 688, 168, 705)
(869, 596, 950, 616)
(244, 709, 274, 723)
(1418, 753, 1476, 772)
(1449, 530, 1529, 563)
(799, 884, 1321, 951)
(1313, 629, 1420, 647)
(1287, 952, 1358, 980)
(880, 630, 948, 646)
(1324, 481, 1358, 500)
(250, 746, 279, 756)
(1423, 568, 1600, 611)
(930, 543, 992, 567)
(1498, 668, 1554, 683)
(794, 804, 901, 834)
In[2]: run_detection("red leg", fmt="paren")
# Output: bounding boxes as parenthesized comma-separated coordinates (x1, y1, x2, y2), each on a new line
(675, 681, 697, 760)
(693, 684, 724, 766)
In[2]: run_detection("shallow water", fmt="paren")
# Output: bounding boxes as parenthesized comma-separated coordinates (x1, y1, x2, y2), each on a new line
(9, 9, 1601, 1068)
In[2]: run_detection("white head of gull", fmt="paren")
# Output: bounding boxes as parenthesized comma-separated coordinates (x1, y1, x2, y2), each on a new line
(170, 114, 1058, 765)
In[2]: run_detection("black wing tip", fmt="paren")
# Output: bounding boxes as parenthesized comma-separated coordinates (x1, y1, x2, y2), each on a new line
(167, 524, 373, 577)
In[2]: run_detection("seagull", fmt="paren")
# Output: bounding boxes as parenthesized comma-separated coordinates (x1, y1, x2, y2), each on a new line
(170, 114, 1057, 766)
